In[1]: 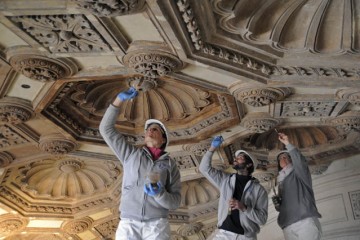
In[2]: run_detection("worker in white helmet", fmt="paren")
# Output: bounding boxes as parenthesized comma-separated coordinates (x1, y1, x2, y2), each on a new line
(99, 87, 181, 240)
(272, 132, 322, 240)
(199, 136, 268, 240)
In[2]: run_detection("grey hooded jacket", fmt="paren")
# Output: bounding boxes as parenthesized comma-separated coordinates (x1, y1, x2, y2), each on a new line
(276, 144, 321, 229)
(99, 105, 181, 221)
(199, 151, 268, 238)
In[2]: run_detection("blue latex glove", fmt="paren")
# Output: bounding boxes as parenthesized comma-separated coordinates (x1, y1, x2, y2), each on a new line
(144, 182, 163, 196)
(211, 136, 223, 148)
(117, 87, 138, 101)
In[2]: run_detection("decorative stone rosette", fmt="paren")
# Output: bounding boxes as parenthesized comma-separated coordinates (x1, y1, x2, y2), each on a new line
(0, 214, 28, 234)
(62, 217, 93, 234)
(123, 44, 185, 78)
(233, 87, 292, 107)
(72, 0, 146, 16)
(241, 113, 282, 133)
(9, 54, 78, 82)
(39, 134, 78, 155)
(0, 97, 34, 125)
(183, 140, 212, 156)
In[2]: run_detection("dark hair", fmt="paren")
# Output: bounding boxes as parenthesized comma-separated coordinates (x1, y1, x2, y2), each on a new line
(245, 155, 255, 174)
(240, 154, 254, 174)
(147, 123, 167, 149)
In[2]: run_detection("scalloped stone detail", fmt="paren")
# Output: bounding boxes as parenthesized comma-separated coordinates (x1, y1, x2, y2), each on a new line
(70, 77, 211, 124)
(17, 158, 121, 199)
(181, 179, 219, 207)
(245, 126, 342, 150)
(0, 152, 14, 168)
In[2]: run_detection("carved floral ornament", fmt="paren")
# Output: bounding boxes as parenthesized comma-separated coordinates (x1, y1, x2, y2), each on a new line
(39, 134, 78, 155)
(71, 0, 146, 16)
(123, 47, 185, 78)
(10, 14, 111, 53)
(242, 113, 282, 133)
(0, 97, 34, 125)
(325, 111, 360, 132)
(183, 140, 211, 156)
(177, 222, 204, 237)
(233, 87, 292, 107)
(0, 214, 28, 233)
(9, 54, 78, 82)
(62, 217, 93, 234)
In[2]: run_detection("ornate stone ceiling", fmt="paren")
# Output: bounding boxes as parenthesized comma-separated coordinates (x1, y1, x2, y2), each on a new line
(0, 0, 360, 239)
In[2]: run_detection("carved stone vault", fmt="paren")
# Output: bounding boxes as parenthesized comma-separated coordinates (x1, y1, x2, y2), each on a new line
(0, 0, 360, 239)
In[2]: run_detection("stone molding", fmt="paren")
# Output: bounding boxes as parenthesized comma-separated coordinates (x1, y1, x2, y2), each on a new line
(325, 111, 360, 132)
(175, 0, 360, 81)
(274, 100, 348, 118)
(0, 125, 30, 149)
(336, 89, 360, 106)
(0, 151, 14, 168)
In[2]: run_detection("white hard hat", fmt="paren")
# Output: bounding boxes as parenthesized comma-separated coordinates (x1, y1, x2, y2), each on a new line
(235, 150, 258, 169)
(144, 119, 169, 149)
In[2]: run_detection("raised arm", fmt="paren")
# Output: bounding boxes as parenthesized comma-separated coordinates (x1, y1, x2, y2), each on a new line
(99, 87, 138, 163)
(278, 133, 312, 186)
(199, 136, 227, 188)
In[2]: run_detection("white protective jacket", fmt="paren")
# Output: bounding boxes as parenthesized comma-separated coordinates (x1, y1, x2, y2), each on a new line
(199, 151, 268, 238)
(99, 105, 181, 221)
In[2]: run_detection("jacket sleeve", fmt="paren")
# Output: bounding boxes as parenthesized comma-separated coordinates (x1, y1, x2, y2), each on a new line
(155, 159, 182, 210)
(99, 105, 137, 164)
(243, 185, 268, 225)
(199, 150, 227, 189)
(286, 144, 313, 188)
